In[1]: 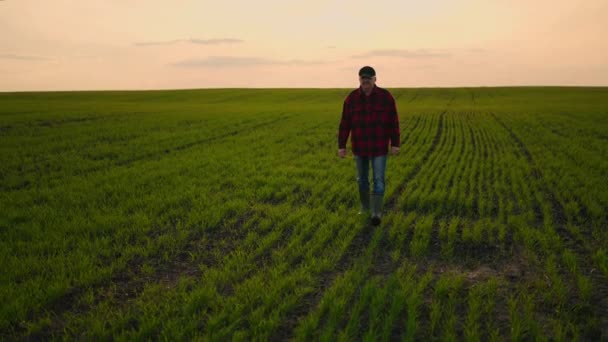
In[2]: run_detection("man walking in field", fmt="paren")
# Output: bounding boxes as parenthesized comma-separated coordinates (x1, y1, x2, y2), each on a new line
(338, 66, 400, 225)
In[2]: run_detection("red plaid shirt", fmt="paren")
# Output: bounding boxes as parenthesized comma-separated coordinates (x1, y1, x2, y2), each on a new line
(338, 85, 400, 156)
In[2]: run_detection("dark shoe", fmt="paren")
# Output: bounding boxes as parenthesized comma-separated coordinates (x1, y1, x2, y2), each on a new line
(359, 189, 370, 213)
(370, 192, 384, 222)
(371, 216, 381, 226)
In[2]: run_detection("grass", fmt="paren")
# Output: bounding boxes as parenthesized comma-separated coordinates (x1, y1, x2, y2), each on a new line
(1, 86, 607, 340)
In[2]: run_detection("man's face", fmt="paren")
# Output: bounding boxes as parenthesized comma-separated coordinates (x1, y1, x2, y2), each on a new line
(359, 76, 376, 91)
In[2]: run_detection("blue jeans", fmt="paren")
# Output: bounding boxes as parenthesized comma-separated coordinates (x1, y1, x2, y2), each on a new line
(354, 155, 387, 195)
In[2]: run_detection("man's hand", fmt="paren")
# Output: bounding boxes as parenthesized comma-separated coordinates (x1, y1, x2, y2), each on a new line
(391, 146, 400, 155)
(338, 148, 347, 158)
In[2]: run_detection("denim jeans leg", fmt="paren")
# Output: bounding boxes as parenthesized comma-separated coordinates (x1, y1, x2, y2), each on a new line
(371, 155, 387, 195)
(354, 156, 370, 192)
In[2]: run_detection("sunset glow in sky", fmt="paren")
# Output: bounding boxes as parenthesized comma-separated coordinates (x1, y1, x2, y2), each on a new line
(1, 0, 607, 91)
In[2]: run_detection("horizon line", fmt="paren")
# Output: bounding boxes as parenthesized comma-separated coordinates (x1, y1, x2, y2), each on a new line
(2, 84, 608, 94)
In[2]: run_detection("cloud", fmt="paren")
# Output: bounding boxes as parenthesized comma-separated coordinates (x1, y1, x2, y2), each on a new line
(134, 38, 243, 46)
(467, 48, 490, 53)
(352, 49, 451, 59)
(170, 56, 329, 68)
(0, 54, 51, 61)
(189, 38, 243, 45)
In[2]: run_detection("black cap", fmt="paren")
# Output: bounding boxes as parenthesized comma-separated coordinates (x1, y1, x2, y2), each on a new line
(358, 66, 376, 77)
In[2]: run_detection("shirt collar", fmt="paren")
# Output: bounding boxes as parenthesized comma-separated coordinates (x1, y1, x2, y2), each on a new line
(357, 84, 379, 98)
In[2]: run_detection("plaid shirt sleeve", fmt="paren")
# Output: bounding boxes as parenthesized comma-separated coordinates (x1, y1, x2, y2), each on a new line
(389, 93, 400, 147)
(338, 96, 352, 149)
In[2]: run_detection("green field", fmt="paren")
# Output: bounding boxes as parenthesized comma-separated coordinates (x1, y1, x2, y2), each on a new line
(1, 87, 607, 340)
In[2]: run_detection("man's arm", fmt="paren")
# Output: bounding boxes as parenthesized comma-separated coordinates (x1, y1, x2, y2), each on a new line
(390, 95, 400, 154)
(338, 98, 352, 157)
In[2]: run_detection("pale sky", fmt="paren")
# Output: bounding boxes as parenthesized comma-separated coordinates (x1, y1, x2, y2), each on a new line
(1, 0, 607, 91)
